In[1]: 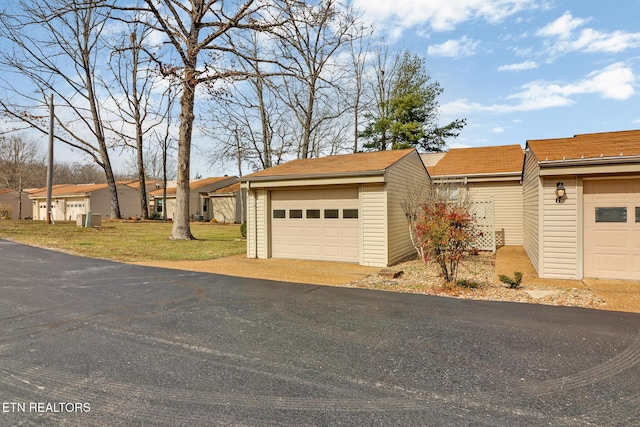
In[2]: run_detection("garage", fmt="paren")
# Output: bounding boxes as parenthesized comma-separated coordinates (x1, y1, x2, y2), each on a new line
(242, 149, 429, 267)
(584, 178, 640, 280)
(270, 188, 360, 262)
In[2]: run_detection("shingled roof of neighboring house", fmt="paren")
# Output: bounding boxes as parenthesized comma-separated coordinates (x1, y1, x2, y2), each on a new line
(29, 183, 109, 198)
(427, 145, 524, 177)
(243, 149, 418, 180)
(149, 176, 235, 197)
(210, 182, 241, 194)
(527, 129, 640, 161)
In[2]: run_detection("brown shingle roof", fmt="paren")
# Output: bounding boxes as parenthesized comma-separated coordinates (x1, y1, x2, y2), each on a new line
(29, 183, 109, 198)
(428, 145, 524, 177)
(527, 129, 640, 161)
(149, 176, 234, 196)
(212, 182, 241, 194)
(244, 149, 417, 180)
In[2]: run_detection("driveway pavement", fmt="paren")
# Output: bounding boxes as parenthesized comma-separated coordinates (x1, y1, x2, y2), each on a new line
(1, 239, 640, 426)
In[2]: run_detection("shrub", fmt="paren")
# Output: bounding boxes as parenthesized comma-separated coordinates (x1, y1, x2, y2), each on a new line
(415, 200, 478, 283)
(499, 272, 523, 289)
(240, 222, 247, 238)
(456, 278, 480, 289)
(0, 204, 12, 219)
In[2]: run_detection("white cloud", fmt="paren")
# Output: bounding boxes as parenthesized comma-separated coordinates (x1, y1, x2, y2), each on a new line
(491, 127, 505, 133)
(536, 11, 587, 38)
(427, 36, 479, 58)
(536, 11, 640, 55)
(498, 60, 538, 71)
(441, 63, 636, 115)
(352, 0, 537, 35)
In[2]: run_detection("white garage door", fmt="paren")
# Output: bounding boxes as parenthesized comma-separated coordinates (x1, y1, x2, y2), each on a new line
(271, 188, 360, 263)
(584, 179, 640, 280)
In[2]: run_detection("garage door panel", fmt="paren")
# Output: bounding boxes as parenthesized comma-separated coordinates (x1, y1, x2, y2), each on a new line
(271, 188, 360, 263)
(584, 178, 640, 280)
(593, 230, 629, 248)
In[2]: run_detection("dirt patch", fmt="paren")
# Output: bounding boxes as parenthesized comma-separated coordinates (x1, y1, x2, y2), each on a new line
(133, 247, 640, 314)
(133, 254, 379, 286)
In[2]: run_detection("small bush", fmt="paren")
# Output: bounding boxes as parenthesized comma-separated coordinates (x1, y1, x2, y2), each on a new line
(456, 278, 480, 289)
(240, 222, 247, 238)
(499, 271, 523, 289)
(0, 203, 12, 219)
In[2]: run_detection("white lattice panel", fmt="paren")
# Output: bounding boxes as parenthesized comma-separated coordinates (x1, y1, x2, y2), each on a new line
(471, 198, 496, 252)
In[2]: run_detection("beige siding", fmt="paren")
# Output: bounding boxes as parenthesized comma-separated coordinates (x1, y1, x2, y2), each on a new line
(386, 153, 430, 265)
(468, 181, 523, 246)
(522, 153, 540, 274)
(256, 189, 268, 258)
(246, 189, 267, 258)
(361, 184, 387, 267)
(91, 186, 140, 218)
(541, 176, 579, 279)
(246, 190, 257, 258)
(0, 192, 31, 219)
(211, 196, 236, 223)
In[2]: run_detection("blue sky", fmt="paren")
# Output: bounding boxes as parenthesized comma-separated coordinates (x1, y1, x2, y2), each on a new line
(3, 0, 639, 177)
(353, 0, 640, 149)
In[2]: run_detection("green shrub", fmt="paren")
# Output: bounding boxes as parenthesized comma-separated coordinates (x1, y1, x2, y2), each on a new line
(456, 279, 480, 289)
(240, 222, 247, 238)
(499, 271, 523, 289)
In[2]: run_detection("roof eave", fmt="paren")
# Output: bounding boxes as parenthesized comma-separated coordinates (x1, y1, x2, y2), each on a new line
(538, 155, 640, 167)
(431, 171, 522, 182)
(242, 169, 387, 183)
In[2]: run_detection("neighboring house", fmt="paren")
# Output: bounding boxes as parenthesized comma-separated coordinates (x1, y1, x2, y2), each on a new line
(28, 182, 143, 221)
(241, 149, 429, 267)
(205, 182, 245, 223)
(0, 189, 33, 219)
(148, 176, 238, 220)
(523, 129, 640, 281)
(423, 145, 525, 248)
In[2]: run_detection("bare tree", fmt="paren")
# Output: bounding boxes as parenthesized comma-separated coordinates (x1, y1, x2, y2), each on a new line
(53, 162, 106, 185)
(360, 42, 399, 151)
(139, 0, 287, 239)
(104, 21, 168, 219)
(0, 134, 43, 219)
(273, 0, 361, 159)
(345, 27, 373, 152)
(0, 0, 123, 217)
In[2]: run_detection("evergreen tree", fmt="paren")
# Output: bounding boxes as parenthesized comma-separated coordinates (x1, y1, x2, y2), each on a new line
(361, 51, 465, 152)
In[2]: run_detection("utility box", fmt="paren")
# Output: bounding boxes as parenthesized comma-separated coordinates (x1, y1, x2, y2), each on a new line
(76, 213, 102, 227)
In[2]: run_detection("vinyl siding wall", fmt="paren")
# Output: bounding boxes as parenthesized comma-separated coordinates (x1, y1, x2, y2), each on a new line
(360, 184, 387, 267)
(467, 181, 523, 246)
(246, 189, 268, 259)
(541, 176, 579, 279)
(522, 153, 540, 274)
(89, 186, 139, 218)
(386, 154, 430, 265)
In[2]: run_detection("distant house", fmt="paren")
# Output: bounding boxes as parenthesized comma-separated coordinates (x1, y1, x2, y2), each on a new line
(28, 181, 144, 221)
(148, 176, 238, 220)
(523, 130, 640, 281)
(241, 149, 429, 267)
(205, 182, 245, 223)
(423, 145, 525, 248)
(0, 189, 33, 219)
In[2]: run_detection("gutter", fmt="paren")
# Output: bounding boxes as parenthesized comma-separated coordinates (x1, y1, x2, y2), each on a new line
(241, 169, 387, 183)
(538, 155, 640, 167)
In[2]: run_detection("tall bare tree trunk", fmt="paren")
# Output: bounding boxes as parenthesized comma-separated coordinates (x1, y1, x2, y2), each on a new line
(170, 61, 196, 240)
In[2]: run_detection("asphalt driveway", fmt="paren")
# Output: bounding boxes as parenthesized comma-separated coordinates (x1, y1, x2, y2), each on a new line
(1, 239, 639, 426)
